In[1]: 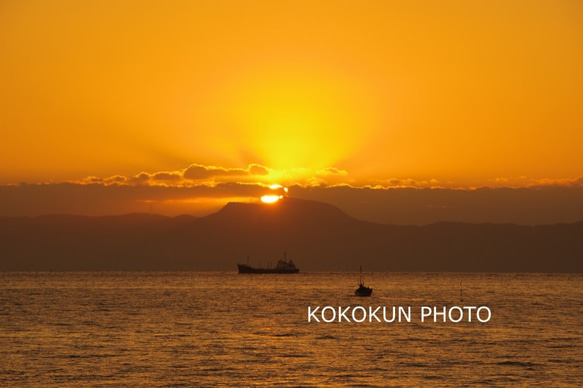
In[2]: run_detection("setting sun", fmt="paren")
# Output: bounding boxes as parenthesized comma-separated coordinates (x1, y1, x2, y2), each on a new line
(260, 195, 281, 204)
(260, 184, 288, 203)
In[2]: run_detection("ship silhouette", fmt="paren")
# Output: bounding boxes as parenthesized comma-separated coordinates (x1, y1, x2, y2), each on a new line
(238, 252, 299, 274)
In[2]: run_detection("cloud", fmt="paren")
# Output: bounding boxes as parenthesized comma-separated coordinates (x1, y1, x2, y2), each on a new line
(182, 163, 270, 181)
(32, 162, 355, 189)
(183, 164, 244, 180)
(104, 175, 128, 184)
(249, 164, 269, 176)
(529, 176, 583, 188)
(59, 162, 275, 189)
(316, 167, 348, 176)
(131, 172, 152, 185)
(489, 176, 583, 189)
(82, 176, 103, 184)
(21, 160, 583, 198)
(152, 171, 182, 182)
(365, 178, 441, 189)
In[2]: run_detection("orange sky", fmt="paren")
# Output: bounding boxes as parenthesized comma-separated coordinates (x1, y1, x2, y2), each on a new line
(1, 0, 582, 190)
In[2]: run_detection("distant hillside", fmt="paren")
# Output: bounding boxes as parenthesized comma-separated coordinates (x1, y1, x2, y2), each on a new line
(0, 198, 582, 272)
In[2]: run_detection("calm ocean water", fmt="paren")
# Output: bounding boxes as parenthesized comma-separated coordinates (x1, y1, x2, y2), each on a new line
(1, 272, 582, 387)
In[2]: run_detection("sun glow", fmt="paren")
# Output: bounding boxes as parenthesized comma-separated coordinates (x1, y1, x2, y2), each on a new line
(190, 60, 378, 178)
(260, 184, 288, 203)
(261, 194, 281, 204)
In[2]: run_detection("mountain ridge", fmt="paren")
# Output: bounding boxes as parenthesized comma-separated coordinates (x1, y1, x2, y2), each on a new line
(0, 198, 582, 272)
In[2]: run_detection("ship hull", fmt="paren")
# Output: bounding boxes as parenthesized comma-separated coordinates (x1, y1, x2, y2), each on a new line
(354, 284, 373, 297)
(237, 264, 299, 274)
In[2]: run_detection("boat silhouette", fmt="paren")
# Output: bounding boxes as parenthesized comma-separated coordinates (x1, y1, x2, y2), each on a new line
(354, 266, 373, 296)
(237, 252, 299, 274)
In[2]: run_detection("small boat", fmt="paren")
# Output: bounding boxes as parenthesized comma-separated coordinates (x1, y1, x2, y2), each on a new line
(354, 266, 372, 296)
(237, 252, 300, 274)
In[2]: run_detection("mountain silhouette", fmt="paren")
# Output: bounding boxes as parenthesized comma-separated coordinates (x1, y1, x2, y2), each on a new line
(0, 198, 582, 272)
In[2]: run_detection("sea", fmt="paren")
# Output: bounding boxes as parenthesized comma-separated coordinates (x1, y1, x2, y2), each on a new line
(1, 272, 582, 387)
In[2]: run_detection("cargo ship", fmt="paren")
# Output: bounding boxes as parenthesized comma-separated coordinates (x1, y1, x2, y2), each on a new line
(237, 252, 299, 274)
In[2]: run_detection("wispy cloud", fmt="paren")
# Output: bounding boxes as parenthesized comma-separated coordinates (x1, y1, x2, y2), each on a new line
(528, 177, 583, 188)
(151, 171, 183, 182)
(38, 160, 583, 192)
(71, 163, 351, 188)
(360, 178, 442, 189)
(183, 164, 248, 180)
(490, 176, 583, 188)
